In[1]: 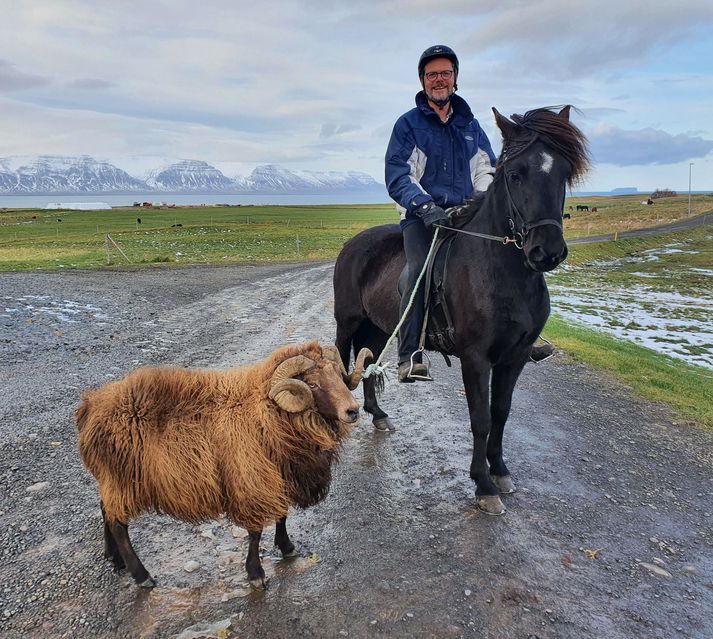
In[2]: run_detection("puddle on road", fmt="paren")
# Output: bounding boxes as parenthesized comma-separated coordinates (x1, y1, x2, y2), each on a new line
(121, 517, 329, 637)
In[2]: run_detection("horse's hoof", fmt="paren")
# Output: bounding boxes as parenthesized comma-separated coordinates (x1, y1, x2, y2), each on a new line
(476, 495, 506, 515)
(373, 418, 394, 432)
(249, 576, 268, 590)
(138, 576, 156, 589)
(491, 474, 516, 494)
(282, 548, 299, 558)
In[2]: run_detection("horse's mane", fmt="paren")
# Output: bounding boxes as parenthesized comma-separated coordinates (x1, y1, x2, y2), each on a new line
(502, 106, 590, 187)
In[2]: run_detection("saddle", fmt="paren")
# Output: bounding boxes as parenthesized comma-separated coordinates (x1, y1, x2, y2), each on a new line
(420, 232, 458, 358)
(415, 199, 482, 360)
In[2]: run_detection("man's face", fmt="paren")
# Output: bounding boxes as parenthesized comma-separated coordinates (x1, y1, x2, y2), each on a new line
(423, 58, 455, 106)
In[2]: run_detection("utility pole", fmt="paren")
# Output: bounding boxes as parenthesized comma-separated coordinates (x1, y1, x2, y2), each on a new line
(688, 162, 694, 217)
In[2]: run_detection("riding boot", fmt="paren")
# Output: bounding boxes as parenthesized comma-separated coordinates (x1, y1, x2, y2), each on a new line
(397, 295, 430, 382)
(398, 220, 433, 382)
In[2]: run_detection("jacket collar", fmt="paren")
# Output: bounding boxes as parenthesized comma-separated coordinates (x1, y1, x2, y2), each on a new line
(415, 91, 473, 124)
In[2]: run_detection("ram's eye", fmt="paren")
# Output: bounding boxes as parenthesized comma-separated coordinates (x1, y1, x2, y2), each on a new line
(307, 382, 319, 389)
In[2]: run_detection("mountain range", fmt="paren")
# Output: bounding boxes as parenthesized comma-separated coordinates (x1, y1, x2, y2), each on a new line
(0, 156, 385, 195)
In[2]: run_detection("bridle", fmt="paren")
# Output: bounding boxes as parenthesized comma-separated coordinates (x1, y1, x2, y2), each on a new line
(437, 134, 565, 250)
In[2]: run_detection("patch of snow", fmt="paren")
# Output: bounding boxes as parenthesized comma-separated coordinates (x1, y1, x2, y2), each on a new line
(549, 282, 713, 369)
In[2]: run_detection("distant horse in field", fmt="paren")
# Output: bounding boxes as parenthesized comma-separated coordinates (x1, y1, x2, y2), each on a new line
(333, 105, 590, 514)
(576, 204, 589, 211)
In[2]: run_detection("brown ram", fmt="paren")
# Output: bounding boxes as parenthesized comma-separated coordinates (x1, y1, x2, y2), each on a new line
(76, 341, 371, 589)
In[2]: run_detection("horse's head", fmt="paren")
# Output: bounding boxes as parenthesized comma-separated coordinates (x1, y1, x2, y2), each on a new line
(493, 105, 590, 272)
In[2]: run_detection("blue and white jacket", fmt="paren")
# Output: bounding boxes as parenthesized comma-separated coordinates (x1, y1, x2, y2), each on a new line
(385, 91, 496, 226)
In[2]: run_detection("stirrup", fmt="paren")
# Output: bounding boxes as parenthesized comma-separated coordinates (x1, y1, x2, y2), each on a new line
(529, 337, 554, 363)
(404, 349, 433, 381)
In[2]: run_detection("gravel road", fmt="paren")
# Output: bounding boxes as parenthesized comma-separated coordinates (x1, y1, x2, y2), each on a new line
(1, 263, 711, 639)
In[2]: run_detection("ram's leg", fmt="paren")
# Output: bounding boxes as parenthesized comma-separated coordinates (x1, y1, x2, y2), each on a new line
(101, 501, 124, 570)
(274, 517, 298, 557)
(108, 520, 156, 588)
(246, 528, 267, 589)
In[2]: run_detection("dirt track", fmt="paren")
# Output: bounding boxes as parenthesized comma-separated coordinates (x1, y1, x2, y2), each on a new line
(1, 262, 711, 639)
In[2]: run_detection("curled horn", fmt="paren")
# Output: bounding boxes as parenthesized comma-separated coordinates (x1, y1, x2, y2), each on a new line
(344, 347, 373, 390)
(320, 344, 348, 376)
(268, 355, 316, 413)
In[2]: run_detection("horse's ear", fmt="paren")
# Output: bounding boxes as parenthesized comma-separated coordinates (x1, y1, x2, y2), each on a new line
(558, 105, 571, 121)
(492, 107, 520, 140)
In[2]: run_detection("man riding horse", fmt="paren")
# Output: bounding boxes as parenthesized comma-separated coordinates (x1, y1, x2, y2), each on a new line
(385, 45, 551, 382)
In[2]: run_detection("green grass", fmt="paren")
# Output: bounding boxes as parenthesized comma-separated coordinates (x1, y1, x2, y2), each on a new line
(0, 204, 396, 271)
(561, 193, 713, 238)
(542, 316, 713, 430)
(552, 223, 713, 296)
(1, 194, 710, 272)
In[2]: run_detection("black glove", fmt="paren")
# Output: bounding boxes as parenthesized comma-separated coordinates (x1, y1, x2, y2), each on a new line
(416, 201, 450, 228)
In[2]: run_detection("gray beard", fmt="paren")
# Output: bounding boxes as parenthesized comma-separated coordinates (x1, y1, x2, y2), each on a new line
(426, 87, 454, 108)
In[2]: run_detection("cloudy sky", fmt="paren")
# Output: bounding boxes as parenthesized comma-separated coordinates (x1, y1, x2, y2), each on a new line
(1, 0, 712, 192)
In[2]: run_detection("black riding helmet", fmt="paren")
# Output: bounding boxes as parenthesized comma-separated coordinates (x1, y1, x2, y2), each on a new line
(418, 45, 459, 80)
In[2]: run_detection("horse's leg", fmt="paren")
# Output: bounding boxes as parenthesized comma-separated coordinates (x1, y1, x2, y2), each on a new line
(352, 320, 393, 431)
(489, 361, 527, 494)
(461, 353, 504, 515)
(246, 528, 267, 589)
(107, 520, 156, 587)
(274, 517, 298, 557)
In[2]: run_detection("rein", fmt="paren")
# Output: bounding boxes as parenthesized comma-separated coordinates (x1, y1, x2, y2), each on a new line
(434, 224, 525, 249)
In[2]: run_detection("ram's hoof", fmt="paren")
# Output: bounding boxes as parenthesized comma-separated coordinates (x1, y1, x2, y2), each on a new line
(476, 495, 506, 515)
(491, 474, 516, 494)
(138, 576, 156, 588)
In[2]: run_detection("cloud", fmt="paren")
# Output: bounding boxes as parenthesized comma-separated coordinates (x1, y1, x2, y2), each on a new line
(0, 60, 51, 91)
(458, 1, 713, 79)
(320, 123, 361, 139)
(590, 124, 713, 166)
(67, 78, 117, 90)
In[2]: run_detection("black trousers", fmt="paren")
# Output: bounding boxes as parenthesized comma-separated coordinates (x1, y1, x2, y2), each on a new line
(398, 220, 434, 365)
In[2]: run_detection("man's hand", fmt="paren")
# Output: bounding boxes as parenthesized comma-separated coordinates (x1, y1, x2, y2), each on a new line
(417, 201, 450, 228)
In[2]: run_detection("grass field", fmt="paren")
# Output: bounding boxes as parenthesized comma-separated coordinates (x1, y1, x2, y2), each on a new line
(0, 193, 710, 271)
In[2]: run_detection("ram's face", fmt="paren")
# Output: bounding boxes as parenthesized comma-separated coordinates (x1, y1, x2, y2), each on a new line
(302, 362, 360, 424)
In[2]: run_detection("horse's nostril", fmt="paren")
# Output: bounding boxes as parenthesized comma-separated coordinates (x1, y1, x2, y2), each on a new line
(345, 408, 359, 422)
(528, 246, 546, 262)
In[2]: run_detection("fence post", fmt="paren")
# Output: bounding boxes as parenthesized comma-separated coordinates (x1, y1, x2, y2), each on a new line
(296, 233, 300, 256)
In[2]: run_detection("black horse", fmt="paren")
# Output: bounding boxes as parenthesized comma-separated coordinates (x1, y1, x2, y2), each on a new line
(333, 105, 589, 514)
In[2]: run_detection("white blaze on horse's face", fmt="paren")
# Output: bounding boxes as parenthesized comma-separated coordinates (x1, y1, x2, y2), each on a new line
(539, 151, 554, 174)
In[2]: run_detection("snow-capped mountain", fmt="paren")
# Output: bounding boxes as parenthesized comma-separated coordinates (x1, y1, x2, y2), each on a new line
(0, 156, 146, 194)
(233, 165, 381, 193)
(145, 160, 235, 192)
(0, 155, 384, 195)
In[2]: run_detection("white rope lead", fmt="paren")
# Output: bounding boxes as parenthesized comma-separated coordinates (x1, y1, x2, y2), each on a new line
(362, 226, 442, 380)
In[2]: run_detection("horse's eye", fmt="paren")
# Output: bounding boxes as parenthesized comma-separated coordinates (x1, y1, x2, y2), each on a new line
(507, 171, 521, 183)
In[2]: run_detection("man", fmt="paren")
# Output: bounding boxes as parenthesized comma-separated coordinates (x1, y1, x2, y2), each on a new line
(385, 45, 496, 382)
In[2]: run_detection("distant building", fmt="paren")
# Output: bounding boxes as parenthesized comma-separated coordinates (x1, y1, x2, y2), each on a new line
(45, 202, 112, 210)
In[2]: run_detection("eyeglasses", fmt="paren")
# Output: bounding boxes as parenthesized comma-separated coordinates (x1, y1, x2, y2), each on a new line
(424, 70, 454, 81)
